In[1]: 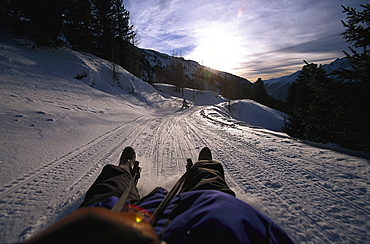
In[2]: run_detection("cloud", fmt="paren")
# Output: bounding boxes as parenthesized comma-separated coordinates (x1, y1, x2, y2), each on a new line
(235, 52, 343, 81)
(233, 30, 350, 80)
(276, 33, 348, 54)
(125, 0, 364, 81)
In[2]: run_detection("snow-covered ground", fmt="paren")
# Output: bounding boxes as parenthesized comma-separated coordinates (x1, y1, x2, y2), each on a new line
(0, 35, 369, 243)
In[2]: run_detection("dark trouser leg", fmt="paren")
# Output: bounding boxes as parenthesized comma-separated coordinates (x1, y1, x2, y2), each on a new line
(79, 164, 140, 208)
(181, 160, 235, 197)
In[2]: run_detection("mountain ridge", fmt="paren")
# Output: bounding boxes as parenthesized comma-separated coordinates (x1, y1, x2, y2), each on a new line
(132, 46, 255, 99)
(132, 45, 351, 104)
(264, 58, 351, 101)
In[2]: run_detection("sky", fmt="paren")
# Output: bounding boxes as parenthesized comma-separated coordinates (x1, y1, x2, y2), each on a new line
(125, 0, 366, 81)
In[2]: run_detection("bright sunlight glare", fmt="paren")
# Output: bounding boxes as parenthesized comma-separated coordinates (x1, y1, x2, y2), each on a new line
(187, 27, 244, 73)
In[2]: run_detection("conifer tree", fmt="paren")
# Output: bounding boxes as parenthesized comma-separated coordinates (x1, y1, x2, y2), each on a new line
(332, 4, 370, 152)
(284, 62, 338, 143)
(284, 4, 370, 153)
(175, 61, 186, 96)
(63, 0, 97, 52)
(252, 78, 269, 104)
(93, 0, 136, 69)
(27, 0, 64, 45)
(1, 0, 64, 45)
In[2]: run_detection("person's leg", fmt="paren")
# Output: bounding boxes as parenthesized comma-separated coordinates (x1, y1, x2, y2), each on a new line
(181, 148, 235, 196)
(79, 147, 140, 208)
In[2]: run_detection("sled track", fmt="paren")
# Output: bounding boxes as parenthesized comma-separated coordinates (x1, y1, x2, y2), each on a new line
(0, 115, 152, 242)
(189, 110, 369, 243)
(209, 134, 338, 243)
(0, 107, 367, 243)
(140, 113, 202, 178)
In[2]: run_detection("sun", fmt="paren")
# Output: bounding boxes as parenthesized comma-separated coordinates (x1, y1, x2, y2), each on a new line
(187, 27, 244, 73)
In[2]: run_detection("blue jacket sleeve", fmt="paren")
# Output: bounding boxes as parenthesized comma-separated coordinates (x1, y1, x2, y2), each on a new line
(160, 190, 293, 244)
(88, 188, 293, 243)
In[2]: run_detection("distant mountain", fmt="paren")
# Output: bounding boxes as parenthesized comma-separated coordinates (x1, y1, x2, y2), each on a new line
(264, 58, 351, 101)
(132, 47, 254, 100)
(133, 47, 351, 104)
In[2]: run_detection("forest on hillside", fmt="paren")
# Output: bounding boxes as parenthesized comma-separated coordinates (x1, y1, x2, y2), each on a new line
(0, 0, 137, 75)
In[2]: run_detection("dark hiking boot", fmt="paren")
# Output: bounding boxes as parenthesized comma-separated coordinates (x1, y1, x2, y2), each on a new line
(198, 147, 212, 161)
(119, 146, 136, 168)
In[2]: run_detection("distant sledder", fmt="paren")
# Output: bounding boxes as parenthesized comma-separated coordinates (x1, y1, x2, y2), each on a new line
(26, 147, 293, 243)
(181, 99, 190, 109)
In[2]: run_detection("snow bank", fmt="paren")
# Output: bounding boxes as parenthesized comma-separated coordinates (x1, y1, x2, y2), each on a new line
(228, 100, 287, 132)
(200, 100, 287, 132)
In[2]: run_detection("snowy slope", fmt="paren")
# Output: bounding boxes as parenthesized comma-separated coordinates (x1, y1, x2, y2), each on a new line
(137, 47, 254, 94)
(0, 35, 369, 243)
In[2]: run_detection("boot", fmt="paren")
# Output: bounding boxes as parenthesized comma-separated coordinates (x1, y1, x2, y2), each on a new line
(198, 147, 212, 161)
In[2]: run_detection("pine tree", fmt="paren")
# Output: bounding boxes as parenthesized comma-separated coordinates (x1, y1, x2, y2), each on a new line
(1, 0, 64, 45)
(176, 61, 186, 96)
(27, 0, 64, 45)
(0, 0, 28, 31)
(283, 62, 339, 143)
(284, 4, 369, 153)
(252, 78, 269, 104)
(63, 0, 98, 52)
(331, 4, 370, 152)
(93, 0, 135, 65)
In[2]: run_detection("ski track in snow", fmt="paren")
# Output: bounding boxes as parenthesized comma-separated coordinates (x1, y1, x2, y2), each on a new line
(0, 115, 158, 242)
(1, 36, 368, 243)
(0, 106, 369, 243)
(206, 121, 368, 243)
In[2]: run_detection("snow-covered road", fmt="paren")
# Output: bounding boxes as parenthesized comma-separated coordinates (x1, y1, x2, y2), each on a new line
(0, 36, 368, 243)
(1, 105, 368, 243)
